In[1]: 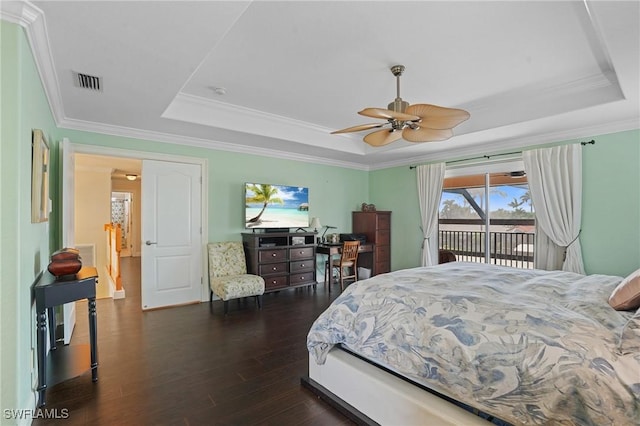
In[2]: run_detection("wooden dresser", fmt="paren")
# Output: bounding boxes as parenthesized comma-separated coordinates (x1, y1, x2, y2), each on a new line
(242, 231, 316, 292)
(352, 211, 391, 275)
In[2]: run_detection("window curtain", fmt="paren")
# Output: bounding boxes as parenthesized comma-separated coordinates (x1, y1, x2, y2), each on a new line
(522, 144, 585, 274)
(417, 163, 445, 266)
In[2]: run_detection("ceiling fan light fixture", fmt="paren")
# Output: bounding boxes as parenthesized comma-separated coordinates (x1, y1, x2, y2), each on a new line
(332, 64, 470, 146)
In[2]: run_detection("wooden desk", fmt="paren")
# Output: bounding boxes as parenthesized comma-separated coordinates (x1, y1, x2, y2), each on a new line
(34, 267, 98, 407)
(317, 243, 375, 289)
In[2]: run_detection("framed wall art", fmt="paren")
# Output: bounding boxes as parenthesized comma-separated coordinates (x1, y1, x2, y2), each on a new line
(31, 129, 49, 223)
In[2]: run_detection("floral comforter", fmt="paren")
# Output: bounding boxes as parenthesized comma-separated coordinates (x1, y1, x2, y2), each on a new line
(307, 262, 640, 425)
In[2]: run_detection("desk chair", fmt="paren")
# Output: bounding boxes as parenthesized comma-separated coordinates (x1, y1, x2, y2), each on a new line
(328, 240, 360, 292)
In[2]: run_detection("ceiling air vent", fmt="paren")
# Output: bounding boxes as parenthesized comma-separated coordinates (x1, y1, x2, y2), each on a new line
(73, 71, 102, 91)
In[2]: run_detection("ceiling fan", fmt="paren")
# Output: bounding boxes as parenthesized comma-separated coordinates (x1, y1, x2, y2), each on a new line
(332, 65, 470, 147)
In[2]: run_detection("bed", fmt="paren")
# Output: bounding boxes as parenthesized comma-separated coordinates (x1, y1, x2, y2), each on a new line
(304, 262, 640, 425)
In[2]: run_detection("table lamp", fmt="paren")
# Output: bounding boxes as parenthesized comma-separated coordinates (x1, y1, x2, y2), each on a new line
(310, 217, 322, 233)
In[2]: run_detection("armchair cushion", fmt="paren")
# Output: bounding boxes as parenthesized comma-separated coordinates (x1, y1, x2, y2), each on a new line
(211, 274, 265, 301)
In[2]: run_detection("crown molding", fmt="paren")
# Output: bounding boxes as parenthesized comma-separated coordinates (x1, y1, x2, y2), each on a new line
(370, 116, 639, 170)
(462, 71, 617, 117)
(162, 92, 365, 155)
(4, 0, 634, 174)
(57, 117, 371, 171)
(1, 0, 66, 124)
(0, 0, 40, 26)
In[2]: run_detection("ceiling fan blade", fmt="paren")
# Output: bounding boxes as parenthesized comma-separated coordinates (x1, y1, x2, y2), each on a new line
(405, 104, 470, 129)
(363, 129, 403, 147)
(402, 127, 453, 143)
(358, 108, 419, 121)
(331, 123, 386, 134)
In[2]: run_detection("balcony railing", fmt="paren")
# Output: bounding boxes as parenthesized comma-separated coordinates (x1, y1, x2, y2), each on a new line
(439, 219, 535, 269)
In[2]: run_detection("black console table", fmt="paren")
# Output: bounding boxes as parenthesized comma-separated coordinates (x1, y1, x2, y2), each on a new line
(34, 267, 98, 407)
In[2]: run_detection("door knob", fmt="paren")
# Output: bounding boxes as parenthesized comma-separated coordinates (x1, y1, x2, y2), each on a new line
(145, 240, 157, 245)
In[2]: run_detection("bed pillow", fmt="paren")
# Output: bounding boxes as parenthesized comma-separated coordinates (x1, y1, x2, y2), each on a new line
(608, 269, 640, 311)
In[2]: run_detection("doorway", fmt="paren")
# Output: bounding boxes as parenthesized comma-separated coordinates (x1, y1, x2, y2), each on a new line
(60, 140, 209, 337)
(111, 192, 134, 257)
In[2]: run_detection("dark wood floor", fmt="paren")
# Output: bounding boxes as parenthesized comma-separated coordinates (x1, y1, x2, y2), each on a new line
(34, 257, 355, 426)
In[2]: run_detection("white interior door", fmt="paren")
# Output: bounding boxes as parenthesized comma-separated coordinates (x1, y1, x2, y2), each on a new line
(60, 138, 76, 343)
(141, 160, 202, 310)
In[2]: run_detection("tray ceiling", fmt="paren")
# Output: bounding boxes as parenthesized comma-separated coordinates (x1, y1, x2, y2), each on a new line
(3, 1, 638, 169)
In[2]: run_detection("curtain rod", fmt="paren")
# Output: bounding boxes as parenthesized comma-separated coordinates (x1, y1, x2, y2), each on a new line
(409, 140, 595, 169)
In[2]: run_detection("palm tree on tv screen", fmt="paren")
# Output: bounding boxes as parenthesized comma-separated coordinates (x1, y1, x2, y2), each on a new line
(246, 184, 284, 225)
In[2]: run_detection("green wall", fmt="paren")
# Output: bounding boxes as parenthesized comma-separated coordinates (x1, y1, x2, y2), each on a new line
(369, 167, 422, 270)
(54, 128, 369, 243)
(1, 21, 58, 417)
(581, 130, 640, 276)
(371, 130, 640, 277)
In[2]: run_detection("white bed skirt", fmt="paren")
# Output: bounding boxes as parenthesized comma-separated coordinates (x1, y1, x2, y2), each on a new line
(307, 348, 490, 425)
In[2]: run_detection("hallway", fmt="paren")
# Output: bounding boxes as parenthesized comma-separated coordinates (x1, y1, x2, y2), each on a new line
(35, 257, 352, 425)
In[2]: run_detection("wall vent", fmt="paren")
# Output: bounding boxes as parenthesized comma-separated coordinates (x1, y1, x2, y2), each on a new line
(76, 244, 96, 266)
(73, 71, 102, 91)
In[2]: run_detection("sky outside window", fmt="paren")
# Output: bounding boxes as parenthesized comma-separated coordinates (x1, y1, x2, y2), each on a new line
(440, 184, 533, 218)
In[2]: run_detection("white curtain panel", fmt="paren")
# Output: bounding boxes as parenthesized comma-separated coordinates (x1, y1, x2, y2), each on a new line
(523, 144, 585, 274)
(416, 163, 445, 266)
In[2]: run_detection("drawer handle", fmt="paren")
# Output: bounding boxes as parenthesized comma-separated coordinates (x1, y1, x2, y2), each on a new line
(272, 266, 277, 271)
(271, 280, 277, 284)
(271, 253, 277, 257)
(299, 276, 305, 280)
(299, 251, 305, 255)
(300, 263, 305, 268)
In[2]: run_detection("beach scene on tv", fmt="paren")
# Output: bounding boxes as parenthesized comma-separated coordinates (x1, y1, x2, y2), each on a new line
(245, 183, 309, 229)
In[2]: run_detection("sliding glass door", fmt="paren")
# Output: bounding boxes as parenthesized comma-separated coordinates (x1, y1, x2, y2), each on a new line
(438, 169, 535, 269)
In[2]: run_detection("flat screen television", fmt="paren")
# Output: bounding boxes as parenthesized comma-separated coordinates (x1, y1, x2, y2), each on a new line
(245, 183, 309, 230)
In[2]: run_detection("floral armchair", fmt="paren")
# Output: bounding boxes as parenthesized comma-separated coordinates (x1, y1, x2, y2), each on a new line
(208, 242, 265, 315)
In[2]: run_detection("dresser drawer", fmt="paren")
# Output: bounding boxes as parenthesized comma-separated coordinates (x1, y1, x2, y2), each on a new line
(289, 246, 314, 260)
(289, 271, 315, 285)
(377, 213, 390, 230)
(290, 260, 314, 273)
(375, 244, 390, 260)
(264, 275, 288, 291)
(258, 249, 287, 263)
(375, 261, 391, 275)
(375, 230, 390, 245)
(259, 262, 287, 275)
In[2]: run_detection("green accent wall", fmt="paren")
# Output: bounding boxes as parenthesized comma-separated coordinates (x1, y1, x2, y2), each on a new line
(369, 167, 422, 270)
(1, 21, 58, 417)
(581, 130, 640, 276)
(370, 130, 640, 277)
(52, 128, 369, 243)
